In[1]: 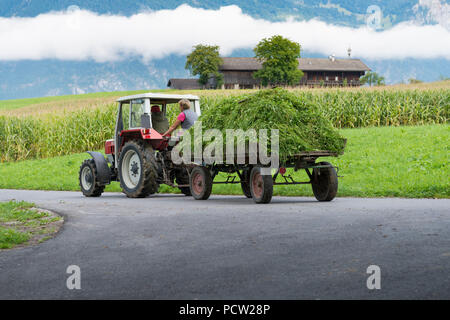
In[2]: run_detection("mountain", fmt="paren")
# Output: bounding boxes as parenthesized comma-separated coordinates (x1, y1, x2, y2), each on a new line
(0, 0, 417, 25)
(0, 56, 190, 99)
(0, 1, 448, 100)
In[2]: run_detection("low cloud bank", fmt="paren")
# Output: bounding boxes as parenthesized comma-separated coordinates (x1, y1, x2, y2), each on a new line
(0, 4, 448, 62)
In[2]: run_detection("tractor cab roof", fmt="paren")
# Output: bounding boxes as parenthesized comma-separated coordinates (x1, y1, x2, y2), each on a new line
(117, 93, 200, 104)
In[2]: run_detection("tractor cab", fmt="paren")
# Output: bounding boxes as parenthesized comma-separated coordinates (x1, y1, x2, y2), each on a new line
(80, 93, 200, 199)
(113, 93, 201, 155)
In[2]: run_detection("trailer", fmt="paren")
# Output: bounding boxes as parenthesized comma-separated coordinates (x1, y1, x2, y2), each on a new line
(187, 150, 340, 204)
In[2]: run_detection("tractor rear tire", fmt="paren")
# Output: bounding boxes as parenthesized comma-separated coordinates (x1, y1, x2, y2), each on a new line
(249, 167, 273, 204)
(79, 159, 105, 197)
(240, 168, 252, 198)
(118, 140, 159, 198)
(176, 168, 192, 196)
(311, 161, 338, 202)
(190, 166, 212, 200)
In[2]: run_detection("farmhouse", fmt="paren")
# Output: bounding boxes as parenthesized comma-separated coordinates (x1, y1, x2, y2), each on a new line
(167, 57, 371, 89)
(166, 78, 203, 90)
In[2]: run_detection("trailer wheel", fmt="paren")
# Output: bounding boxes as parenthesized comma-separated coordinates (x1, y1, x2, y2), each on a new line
(240, 168, 252, 198)
(250, 167, 273, 204)
(311, 161, 338, 201)
(118, 140, 159, 198)
(176, 168, 192, 196)
(190, 166, 212, 200)
(79, 159, 105, 197)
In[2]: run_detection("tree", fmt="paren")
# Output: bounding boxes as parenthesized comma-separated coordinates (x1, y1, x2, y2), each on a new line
(185, 44, 223, 89)
(376, 76, 386, 86)
(408, 78, 423, 84)
(360, 71, 385, 86)
(253, 35, 304, 86)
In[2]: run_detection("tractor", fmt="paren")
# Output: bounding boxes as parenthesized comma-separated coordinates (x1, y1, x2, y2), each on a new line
(80, 93, 341, 204)
(79, 93, 201, 198)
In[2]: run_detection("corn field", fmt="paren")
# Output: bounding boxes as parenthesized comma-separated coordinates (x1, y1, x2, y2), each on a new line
(303, 89, 449, 128)
(0, 104, 117, 162)
(0, 89, 448, 162)
(201, 89, 449, 128)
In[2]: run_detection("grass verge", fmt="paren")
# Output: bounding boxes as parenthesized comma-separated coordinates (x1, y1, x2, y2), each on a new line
(0, 201, 63, 249)
(0, 124, 448, 198)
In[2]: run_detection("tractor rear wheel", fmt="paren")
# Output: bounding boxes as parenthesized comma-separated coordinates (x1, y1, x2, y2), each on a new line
(240, 168, 252, 198)
(250, 167, 273, 204)
(190, 166, 212, 200)
(176, 168, 191, 196)
(118, 140, 159, 198)
(79, 159, 105, 197)
(311, 161, 338, 201)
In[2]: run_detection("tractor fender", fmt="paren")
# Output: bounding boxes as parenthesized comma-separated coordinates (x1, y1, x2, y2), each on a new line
(87, 151, 111, 185)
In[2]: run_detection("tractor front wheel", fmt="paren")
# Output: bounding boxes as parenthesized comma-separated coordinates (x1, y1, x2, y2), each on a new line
(190, 166, 212, 200)
(79, 159, 105, 197)
(118, 140, 159, 198)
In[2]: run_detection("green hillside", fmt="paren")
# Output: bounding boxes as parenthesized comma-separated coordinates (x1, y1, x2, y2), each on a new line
(0, 90, 149, 112)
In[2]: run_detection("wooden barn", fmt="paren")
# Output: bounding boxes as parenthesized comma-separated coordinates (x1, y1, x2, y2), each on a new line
(167, 57, 371, 89)
(219, 57, 371, 88)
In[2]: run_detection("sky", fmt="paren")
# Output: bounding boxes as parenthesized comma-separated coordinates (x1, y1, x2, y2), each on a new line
(0, 4, 449, 63)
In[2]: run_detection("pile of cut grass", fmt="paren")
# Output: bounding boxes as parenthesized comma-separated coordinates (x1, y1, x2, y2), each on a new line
(185, 88, 347, 158)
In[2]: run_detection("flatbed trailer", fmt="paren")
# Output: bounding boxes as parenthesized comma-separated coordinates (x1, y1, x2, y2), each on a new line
(187, 150, 340, 204)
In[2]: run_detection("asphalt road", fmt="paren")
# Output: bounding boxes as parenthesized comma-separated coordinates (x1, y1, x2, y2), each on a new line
(0, 189, 449, 299)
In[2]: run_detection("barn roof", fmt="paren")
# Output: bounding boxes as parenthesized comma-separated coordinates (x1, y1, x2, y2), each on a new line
(219, 57, 263, 71)
(219, 57, 371, 72)
(297, 58, 371, 71)
(167, 78, 202, 90)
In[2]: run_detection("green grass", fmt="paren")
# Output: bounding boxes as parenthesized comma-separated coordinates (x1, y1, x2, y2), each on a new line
(0, 228, 31, 249)
(0, 201, 62, 249)
(0, 124, 448, 198)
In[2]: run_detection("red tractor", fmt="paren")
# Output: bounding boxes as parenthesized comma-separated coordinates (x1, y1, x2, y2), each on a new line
(80, 93, 341, 204)
(79, 93, 201, 198)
